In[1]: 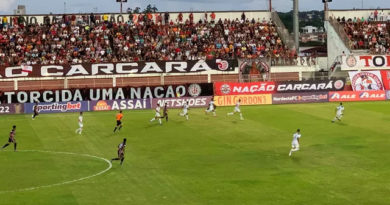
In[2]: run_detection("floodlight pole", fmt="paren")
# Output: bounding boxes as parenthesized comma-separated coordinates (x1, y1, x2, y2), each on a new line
(269, 0, 272, 12)
(120, 1, 123, 13)
(293, 0, 299, 50)
(324, 0, 329, 21)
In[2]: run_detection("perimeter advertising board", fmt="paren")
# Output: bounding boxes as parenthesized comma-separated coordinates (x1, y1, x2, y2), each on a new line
(329, 91, 386, 102)
(0, 104, 24, 115)
(90, 99, 151, 111)
(214, 79, 345, 96)
(151, 96, 212, 108)
(272, 92, 329, 104)
(214, 82, 276, 96)
(214, 94, 272, 106)
(24, 101, 89, 113)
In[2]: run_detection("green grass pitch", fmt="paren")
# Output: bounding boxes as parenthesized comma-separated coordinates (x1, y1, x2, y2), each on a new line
(0, 101, 389, 205)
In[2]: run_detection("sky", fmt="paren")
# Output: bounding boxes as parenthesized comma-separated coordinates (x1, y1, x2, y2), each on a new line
(0, 0, 389, 15)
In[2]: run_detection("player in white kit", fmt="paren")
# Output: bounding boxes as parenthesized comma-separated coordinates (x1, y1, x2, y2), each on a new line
(332, 102, 344, 123)
(150, 103, 162, 125)
(75, 112, 83, 134)
(227, 99, 244, 120)
(289, 129, 301, 157)
(205, 98, 216, 116)
(179, 101, 190, 120)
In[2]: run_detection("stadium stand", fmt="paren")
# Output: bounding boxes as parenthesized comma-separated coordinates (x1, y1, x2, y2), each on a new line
(330, 10, 390, 54)
(0, 13, 297, 67)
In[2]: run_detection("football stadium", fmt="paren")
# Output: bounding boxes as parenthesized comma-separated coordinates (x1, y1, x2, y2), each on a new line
(0, 0, 390, 204)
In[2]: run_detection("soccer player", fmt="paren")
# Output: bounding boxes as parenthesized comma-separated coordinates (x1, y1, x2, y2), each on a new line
(332, 102, 344, 123)
(289, 129, 301, 157)
(227, 99, 244, 120)
(205, 97, 216, 116)
(111, 138, 126, 166)
(75, 112, 83, 134)
(161, 103, 169, 122)
(1, 125, 17, 152)
(150, 103, 162, 125)
(113, 110, 123, 132)
(179, 101, 190, 120)
(32, 102, 39, 120)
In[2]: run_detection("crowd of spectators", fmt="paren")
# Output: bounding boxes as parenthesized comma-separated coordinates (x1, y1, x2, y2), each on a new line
(336, 10, 390, 54)
(0, 12, 298, 67)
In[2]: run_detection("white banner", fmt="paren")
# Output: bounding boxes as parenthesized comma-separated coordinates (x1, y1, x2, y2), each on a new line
(348, 71, 384, 91)
(341, 55, 390, 71)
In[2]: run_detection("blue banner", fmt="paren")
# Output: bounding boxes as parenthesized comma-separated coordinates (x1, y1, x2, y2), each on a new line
(24, 101, 89, 114)
(89, 99, 151, 111)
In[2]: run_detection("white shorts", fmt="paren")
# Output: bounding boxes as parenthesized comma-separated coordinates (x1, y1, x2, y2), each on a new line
(181, 110, 188, 115)
(336, 113, 343, 119)
(79, 122, 83, 128)
(155, 113, 161, 118)
(206, 107, 214, 113)
(292, 142, 299, 149)
(234, 107, 241, 113)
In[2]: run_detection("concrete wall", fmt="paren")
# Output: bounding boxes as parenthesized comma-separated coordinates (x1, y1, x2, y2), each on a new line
(325, 21, 350, 70)
(329, 9, 390, 20)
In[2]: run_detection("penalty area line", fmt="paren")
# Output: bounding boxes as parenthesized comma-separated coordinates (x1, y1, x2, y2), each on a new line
(0, 150, 112, 194)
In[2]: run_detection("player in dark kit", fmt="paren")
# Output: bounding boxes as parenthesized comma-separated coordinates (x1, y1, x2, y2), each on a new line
(113, 110, 123, 132)
(111, 138, 126, 165)
(32, 102, 39, 120)
(161, 103, 169, 122)
(1, 125, 17, 151)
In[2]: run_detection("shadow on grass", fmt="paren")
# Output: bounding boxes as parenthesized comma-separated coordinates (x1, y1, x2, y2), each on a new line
(290, 156, 301, 163)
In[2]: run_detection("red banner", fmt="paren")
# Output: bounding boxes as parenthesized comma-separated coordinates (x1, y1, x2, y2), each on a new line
(214, 82, 276, 96)
(380, 70, 390, 90)
(329, 91, 386, 102)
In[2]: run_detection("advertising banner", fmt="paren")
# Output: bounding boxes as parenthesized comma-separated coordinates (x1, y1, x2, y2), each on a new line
(348, 71, 384, 91)
(214, 79, 345, 96)
(214, 94, 272, 106)
(0, 59, 237, 78)
(214, 82, 276, 96)
(276, 79, 345, 93)
(24, 101, 89, 114)
(0, 104, 24, 115)
(387, 90, 390, 100)
(151, 96, 212, 109)
(272, 92, 329, 104)
(341, 55, 390, 70)
(1, 83, 213, 104)
(90, 99, 151, 111)
(381, 70, 390, 90)
(329, 91, 386, 102)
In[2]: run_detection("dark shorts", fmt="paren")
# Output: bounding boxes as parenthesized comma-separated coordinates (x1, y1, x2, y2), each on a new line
(118, 150, 124, 158)
(116, 120, 122, 126)
(34, 111, 39, 116)
(8, 138, 15, 143)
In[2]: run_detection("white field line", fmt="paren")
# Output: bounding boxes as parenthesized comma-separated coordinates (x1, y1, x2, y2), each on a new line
(0, 150, 112, 194)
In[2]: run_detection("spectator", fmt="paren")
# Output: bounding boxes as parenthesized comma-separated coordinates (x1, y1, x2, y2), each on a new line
(0, 13, 295, 66)
(343, 19, 390, 54)
(210, 12, 216, 23)
(164, 12, 169, 24)
(374, 9, 378, 21)
(241, 12, 246, 22)
(189, 12, 194, 24)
